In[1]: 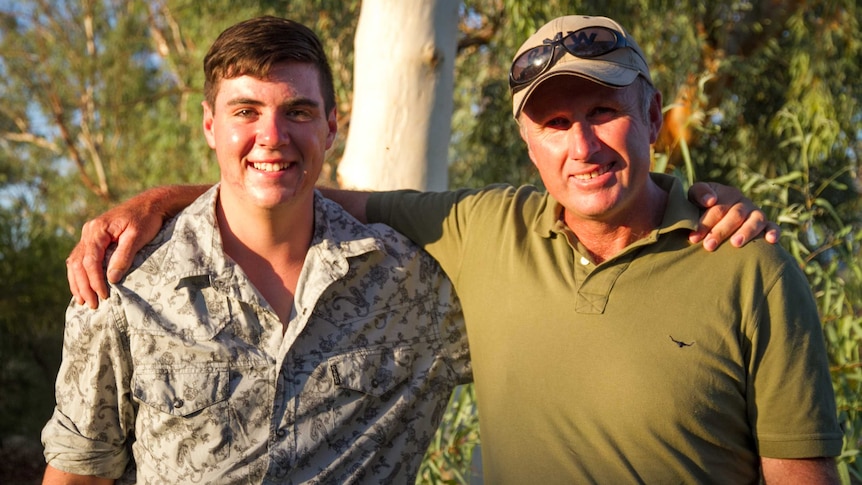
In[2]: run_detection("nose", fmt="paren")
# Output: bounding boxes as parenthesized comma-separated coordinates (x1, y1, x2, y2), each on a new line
(567, 121, 600, 162)
(256, 113, 289, 148)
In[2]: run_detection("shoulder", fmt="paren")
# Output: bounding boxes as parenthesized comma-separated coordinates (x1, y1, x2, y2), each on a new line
(451, 183, 545, 208)
(694, 239, 816, 319)
(115, 189, 218, 288)
(324, 196, 454, 285)
(713, 238, 803, 279)
(317, 193, 435, 264)
(368, 184, 544, 213)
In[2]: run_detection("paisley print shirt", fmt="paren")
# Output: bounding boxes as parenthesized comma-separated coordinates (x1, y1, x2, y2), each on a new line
(42, 186, 471, 484)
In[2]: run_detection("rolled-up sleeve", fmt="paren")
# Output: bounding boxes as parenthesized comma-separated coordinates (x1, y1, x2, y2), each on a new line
(42, 295, 134, 479)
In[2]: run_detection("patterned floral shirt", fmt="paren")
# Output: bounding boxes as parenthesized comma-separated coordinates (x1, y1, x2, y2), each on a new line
(42, 186, 471, 484)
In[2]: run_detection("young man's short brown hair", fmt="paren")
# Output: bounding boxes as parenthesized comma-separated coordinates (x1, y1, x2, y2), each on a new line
(203, 16, 336, 113)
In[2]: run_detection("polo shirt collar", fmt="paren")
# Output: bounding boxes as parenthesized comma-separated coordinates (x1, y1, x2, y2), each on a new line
(533, 172, 700, 239)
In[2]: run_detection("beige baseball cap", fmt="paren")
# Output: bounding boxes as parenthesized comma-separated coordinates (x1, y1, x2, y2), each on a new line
(511, 15, 652, 118)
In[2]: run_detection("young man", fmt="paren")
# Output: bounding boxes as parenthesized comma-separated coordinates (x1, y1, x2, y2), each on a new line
(42, 16, 469, 484)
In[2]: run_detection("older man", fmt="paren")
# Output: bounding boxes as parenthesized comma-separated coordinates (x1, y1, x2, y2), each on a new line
(361, 15, 842, 482)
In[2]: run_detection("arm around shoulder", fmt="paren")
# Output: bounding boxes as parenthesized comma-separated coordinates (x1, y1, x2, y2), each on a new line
(318, 187, 371, 223)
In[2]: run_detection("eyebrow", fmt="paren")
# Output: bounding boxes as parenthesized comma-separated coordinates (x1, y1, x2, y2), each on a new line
(225, 97, 321, 110)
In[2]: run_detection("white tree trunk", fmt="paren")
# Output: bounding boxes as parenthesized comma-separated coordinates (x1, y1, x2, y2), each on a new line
(336, 0, 458, 191)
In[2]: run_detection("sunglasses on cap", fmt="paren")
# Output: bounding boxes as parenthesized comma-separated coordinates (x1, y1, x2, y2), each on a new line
(509, 26, 635, 93)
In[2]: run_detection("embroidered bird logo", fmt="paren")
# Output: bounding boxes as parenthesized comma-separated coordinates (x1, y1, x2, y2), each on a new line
(669, 335, 694, 348)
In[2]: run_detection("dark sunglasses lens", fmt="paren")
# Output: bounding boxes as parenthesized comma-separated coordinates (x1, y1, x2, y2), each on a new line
(511, 44, 554, 84)
(562, 27, 620, 57)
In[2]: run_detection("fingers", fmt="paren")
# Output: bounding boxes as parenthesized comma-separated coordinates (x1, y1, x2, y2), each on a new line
(764, 221, 782, 244)
(688, 181, 720, 209)
(66, 220, 113, 309)
(107, 227, 143, 283)
(67, 254, 94, 308)
(724, 208, 768, 248)
(688, 181, 781, 251)
(689, 202, 747, 251)
(83, 236, 112, 301)
(689, 200, 780, 251)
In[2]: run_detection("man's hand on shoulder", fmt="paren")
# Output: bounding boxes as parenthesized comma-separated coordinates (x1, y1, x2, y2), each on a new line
(67, 185, 209, 309)
(687, 181, 780, 251)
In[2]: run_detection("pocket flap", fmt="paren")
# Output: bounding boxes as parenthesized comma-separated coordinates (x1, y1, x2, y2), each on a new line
(133, 363, 229, 416)
(326, 347, 414, 398)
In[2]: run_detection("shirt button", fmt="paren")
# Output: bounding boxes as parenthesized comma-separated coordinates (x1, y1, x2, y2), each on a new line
(173, 398, 184, 409)
(276, 429, 286, 438)
(371, 379, 379, 388)
(579, 256, 590, 266)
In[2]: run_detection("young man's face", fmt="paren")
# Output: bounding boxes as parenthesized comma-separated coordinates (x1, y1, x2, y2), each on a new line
(202, 61, 336, 213)
(518, 75, 661, 228)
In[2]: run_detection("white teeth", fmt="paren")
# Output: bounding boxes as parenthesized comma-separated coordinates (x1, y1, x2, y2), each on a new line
(573, 164, 611, 180)
(252, 162, 291, 172)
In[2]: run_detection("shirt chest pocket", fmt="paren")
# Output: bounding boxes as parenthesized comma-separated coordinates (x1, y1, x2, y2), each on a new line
(133, 363, 230, 416)
(131, 364, 233, 475)
(296, 346, 417, 423)
(326, 346, 415, 397)
(291, 346, 418, 452)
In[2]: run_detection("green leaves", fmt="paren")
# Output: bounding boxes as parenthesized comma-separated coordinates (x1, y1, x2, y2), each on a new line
(418, 384, 481, 484)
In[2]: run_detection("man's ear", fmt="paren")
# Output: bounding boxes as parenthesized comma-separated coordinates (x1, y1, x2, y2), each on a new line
(648, 90, 663, 144)
(518, 121, 539, 167)
(202, 101, 217, 149)
(324, 107, 337, 150)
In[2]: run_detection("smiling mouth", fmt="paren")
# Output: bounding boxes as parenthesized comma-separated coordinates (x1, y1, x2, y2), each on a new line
(572, 163, 613, 180)
(251, 161, 294, 172)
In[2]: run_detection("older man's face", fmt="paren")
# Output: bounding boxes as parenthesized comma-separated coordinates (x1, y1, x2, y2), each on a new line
(519, 76, 661, 229)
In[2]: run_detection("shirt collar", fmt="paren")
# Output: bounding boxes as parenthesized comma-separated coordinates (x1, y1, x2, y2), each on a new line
(157, 185, 384, 288)
(533, 172, 701, 239)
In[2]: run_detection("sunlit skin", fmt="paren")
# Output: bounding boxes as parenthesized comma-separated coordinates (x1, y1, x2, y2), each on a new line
(202, 62, 337, 226)
(518, 76, 666, 261)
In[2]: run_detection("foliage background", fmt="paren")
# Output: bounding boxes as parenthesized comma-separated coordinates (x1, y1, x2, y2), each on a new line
(0, 1, 859, 483)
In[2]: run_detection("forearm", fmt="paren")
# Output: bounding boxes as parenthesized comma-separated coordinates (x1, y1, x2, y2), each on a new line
(318, 187, 371, 223)
(760, 457, 839, 484)
(42, 465, 115, 485)
(131, 184, 211, 221)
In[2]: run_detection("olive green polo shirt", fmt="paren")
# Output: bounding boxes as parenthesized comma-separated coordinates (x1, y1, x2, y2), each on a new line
(368, 174, 842, 484)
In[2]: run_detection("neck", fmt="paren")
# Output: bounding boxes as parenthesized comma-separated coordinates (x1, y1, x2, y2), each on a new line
(217, 192, 314, 261)
(216, 191, 315, 327)
(564, 184, 668, 264)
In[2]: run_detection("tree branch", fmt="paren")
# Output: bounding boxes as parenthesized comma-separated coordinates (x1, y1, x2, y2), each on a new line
(47, 91, 109, 201)
(0, 132, 60, 153)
